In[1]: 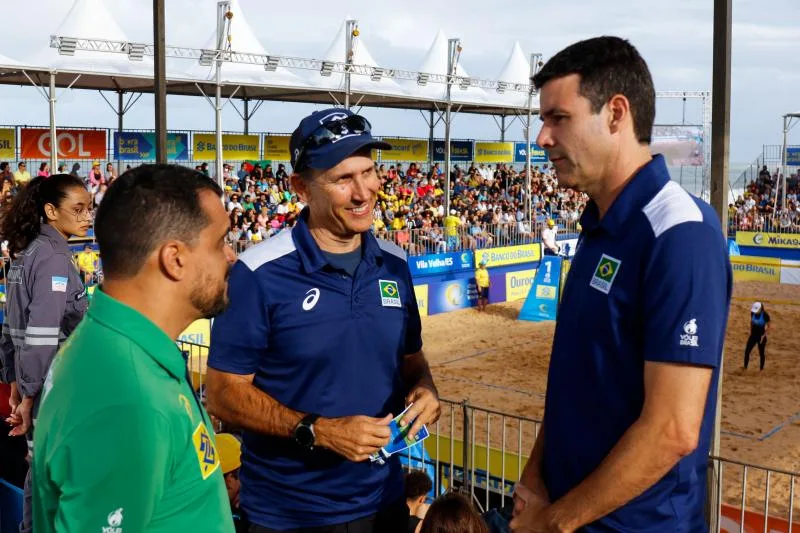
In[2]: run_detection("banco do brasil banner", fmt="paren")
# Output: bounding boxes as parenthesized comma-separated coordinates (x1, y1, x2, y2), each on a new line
(193, 134, 259, 161)
(474, 142, 514, 163)
(0, 128, 14, 159)
(114, 132, 189, 161)
(432, 140, 473, 162)
(475, 244, 541, 268)
(262, 135, 291, 161)
(736, 231, 800, 250)
(375, 138, 429, 162)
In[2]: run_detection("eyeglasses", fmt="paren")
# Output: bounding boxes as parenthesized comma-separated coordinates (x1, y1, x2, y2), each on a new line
(63, 206, 93, 221)
(294, 115, 372, 172)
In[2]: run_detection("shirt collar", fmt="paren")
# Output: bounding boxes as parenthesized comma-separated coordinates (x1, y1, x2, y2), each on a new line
(87, 287, 187, 382)
(40, 225, 70, 252)
(579, 154, 670, 236)
(292, 207, 382, 274)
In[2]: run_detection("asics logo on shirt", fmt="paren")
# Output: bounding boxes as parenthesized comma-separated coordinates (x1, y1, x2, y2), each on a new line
(302, 288, 320, 311)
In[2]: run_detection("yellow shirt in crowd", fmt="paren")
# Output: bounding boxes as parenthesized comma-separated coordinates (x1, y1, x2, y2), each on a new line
(475, 268, 490, 288)
(76, 251, 98, 273)
(443, 215, 461, 237)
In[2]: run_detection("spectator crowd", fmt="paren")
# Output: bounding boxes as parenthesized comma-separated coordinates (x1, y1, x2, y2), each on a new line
(729, 164, 800, 233)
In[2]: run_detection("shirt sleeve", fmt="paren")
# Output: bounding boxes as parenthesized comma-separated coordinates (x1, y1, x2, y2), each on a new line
(16, 253, 70, 398)
(43, 405, 170, 532)
(208, 260, 268, 374)
(404, 266, 423, 355)
(642, 222, 732, 367)
(0, 323, 14, 383)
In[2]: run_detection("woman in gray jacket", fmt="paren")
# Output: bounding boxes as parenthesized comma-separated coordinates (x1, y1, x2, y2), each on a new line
(0, 173, 91, 533)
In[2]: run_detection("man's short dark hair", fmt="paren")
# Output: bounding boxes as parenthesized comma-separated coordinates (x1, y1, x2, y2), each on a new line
(533, 36, 656, 144)
(95, 164, 223, 279)
(405, 471, 432, 500)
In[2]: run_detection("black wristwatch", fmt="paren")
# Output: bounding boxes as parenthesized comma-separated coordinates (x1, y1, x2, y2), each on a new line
(293, 413, 320, 450)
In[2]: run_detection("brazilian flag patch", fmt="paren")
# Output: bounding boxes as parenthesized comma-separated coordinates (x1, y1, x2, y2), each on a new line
(379, 279, 402, 308)
(590, 254, 622, 294)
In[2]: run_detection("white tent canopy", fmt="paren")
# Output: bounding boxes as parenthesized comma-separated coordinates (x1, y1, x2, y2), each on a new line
(0, 53, 21, 67)
(401, 29, 489, 106)
(177, 0, 310, 91)
(0, 0, 537, 115)
(312, 18, 408, 99)
(494, 41, 537, 110)
(25, 0, 154, 79)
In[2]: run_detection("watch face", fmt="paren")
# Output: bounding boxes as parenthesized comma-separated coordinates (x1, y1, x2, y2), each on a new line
(296, 424, 314, 448)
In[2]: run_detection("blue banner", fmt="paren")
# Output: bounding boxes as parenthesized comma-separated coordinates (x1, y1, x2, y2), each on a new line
(114, 132, 189, 161)
(519, 256, 562, 322)
(787, 147, 800, 166)
(514, 142, 549, 164)
(428, 278, 478, 314)
(409, 251, 475, 277)
(432, 140, 474, 162)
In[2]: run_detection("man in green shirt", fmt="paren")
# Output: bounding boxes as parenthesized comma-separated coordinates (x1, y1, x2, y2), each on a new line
(32, 164, 237, 532)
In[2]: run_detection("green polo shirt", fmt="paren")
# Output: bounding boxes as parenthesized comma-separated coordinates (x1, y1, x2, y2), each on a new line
(32, 288, 234, 533)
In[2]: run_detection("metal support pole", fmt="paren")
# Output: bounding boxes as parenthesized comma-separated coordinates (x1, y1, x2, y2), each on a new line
(243, 98, 249, 134)
(428, 109, 435, 171)
(153, 0, 167, 164)
(708, 0, 732, 530)
(48, 72, 57, 173)
(526, 102, 532, 232)
(214, 1, 230, 190)
(500, 115, 506, 142)
(781, 115, 789, 210)
(526, 53, 541, 233)
(461, 400, 471, 496)
(117, 90, 124, 175)
(344, 20, 358, 110)
(444, 38, 460, 230)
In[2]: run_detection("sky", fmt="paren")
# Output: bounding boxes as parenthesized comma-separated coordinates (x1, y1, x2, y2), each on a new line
(0, 0, 799, 166)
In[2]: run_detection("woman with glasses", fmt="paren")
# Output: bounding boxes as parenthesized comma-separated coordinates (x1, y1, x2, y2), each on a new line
(0, 173, 91, 533)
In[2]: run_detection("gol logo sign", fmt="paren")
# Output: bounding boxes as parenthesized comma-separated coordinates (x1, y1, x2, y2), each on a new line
(21, 128, 107, 159)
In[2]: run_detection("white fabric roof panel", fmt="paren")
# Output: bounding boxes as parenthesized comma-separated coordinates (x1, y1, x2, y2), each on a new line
(309, 18, 408, 99)
(0, 0, 535, 115)
(400, 30, 489, 106)
(175, 0, 312, 90)
(25, 0, 155, 78)
(493, 41, 537, 109)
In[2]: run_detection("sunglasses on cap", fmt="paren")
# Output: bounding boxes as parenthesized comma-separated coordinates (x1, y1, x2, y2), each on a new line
(294, 115, 372, 172)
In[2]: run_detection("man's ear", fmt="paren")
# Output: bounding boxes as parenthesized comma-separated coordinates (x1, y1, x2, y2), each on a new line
(290, 174, 310, 203)
(157, 241, 190, 282)
(607, 94, 631, 135)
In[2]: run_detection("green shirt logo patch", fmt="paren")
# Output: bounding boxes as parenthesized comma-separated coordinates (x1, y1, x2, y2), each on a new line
(590, 254, 622, 294)
(192, 422, 220, 480)
(379, 279, 402, 308)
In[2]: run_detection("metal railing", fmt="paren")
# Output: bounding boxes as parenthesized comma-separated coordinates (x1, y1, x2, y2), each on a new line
(171, 355, 800, 532)
(729, 212, 800, 235)
(229, 218, 581, 257)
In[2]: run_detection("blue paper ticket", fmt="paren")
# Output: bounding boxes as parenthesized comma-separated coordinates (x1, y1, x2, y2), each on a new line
(370, 404, 430, 465)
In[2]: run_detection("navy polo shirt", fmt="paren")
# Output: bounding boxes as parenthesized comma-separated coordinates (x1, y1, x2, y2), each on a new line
(208, 211, 422, 530)
(543, 155, 732, 532)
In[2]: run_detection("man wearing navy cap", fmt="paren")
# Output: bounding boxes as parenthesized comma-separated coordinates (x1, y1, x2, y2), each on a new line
(510, 37, 732, 532)
(206, 108, 440, 533)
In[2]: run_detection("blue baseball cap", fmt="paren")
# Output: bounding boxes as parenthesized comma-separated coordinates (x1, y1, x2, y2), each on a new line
(289, 108, 391, 172)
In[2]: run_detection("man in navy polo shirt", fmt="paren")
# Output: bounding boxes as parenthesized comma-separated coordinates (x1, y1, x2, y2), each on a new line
(510, 37, 731, 532)
(206, 108, 440, 533)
